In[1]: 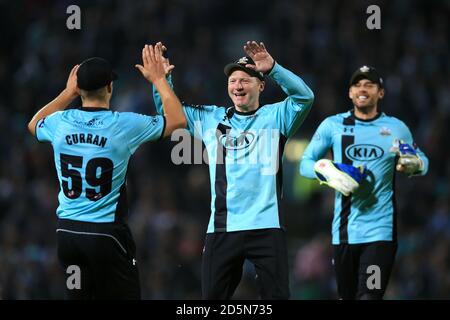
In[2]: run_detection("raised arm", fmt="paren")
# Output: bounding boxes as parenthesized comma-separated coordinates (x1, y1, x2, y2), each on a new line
(244, 41, 314, 105)
(136, 43, 186, 137)
(27, 64, 79, 136)
(151, 44, 214, 140)
(244, 41, 314, 138)
(152, 42, 174, 115)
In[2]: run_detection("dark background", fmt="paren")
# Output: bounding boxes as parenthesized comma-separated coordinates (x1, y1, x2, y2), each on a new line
(0, 0, 448, 299)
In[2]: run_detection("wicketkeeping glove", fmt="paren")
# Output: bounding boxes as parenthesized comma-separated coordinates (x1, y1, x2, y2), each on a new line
(390, 139, 424, 175)
(314, 159, 367, 196)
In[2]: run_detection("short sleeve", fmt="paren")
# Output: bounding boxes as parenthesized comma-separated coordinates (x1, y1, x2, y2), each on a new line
(183, 105, 208, 139)
(120, 112, 166, 154)
(35, 112, 62, 143)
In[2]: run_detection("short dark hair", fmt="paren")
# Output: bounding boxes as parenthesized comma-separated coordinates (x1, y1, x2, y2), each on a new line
(79, 86, 109, 100)
(77, 57, 117, 90)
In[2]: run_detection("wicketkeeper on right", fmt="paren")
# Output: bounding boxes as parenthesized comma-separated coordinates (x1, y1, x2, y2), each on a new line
(299, 66, 429, 299)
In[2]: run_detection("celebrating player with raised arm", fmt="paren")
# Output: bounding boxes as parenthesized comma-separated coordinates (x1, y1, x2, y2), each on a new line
(27, 44, 186, 299)
(300, 66, 429, 300)
(153, 41, 314, 299)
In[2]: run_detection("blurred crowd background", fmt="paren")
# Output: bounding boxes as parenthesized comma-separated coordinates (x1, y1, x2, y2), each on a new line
(0, 0, 448, 299)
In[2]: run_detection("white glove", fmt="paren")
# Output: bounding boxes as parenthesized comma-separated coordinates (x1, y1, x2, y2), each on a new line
(314, 159, 367, 197)
(390, 139, 424, 175)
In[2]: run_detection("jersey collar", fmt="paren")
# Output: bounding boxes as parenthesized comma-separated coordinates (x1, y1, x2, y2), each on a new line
(233, 106, 260, 116)
(78, 106, 110, 112)
(350, 110, 383, 122)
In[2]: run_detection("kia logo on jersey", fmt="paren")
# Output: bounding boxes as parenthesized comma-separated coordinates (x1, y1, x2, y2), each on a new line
(219, 131, 255, 150)
(345, 144, 384, 161)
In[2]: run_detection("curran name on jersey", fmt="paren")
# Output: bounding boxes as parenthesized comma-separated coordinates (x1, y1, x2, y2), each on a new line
(65, 133, 107, 148)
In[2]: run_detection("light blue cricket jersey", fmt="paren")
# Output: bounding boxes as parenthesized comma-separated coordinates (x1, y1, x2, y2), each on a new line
(300, 110, 429, 244)
(36, 107, 165, 223)
(154, 63, 314, 233)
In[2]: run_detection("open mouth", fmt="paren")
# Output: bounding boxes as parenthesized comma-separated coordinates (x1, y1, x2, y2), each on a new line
(357, 95, 369, 101)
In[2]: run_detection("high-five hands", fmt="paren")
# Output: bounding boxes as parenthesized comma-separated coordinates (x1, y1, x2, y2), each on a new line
(155, 42, 175, 76)
(135, 43, 166, 83)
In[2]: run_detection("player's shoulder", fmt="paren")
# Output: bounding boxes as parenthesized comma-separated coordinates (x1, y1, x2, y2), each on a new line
(60, 107, 117, 124)
(47, 110, 65, 119)
(116, 111, 152, 118)
(322, 111, 351, 125)
(115, 111, 141, 119)
(59, 108, 82, 120)
(183, 102, 220, 113)
(36, 111, 64, 132)
(38, 110, 65, 127)
(380, 113, 410, 129)
(259, 101, 279, 109)
(115, 111, 162, 124)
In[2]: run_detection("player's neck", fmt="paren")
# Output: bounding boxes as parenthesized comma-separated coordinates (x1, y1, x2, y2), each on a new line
(235, 103, 259, 113)
(353, 105, 378, 120)
(82, 100, 110, 109)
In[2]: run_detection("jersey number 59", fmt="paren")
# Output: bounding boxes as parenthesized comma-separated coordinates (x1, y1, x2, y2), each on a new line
(60, 153, 113, 201)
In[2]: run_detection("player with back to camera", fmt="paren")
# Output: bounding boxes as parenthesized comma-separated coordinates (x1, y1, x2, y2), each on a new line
(27, 44, 186, 299)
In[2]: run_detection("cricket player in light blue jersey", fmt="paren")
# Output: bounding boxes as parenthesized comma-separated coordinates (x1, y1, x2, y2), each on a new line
(300, 66, 429, 299)
(27, 44, 186, 299)
(153, 41, 314, 299)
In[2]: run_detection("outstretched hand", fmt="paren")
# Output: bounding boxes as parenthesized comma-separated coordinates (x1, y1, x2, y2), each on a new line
(135, 44, 166, 83)
(243, 41, 275, 74)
